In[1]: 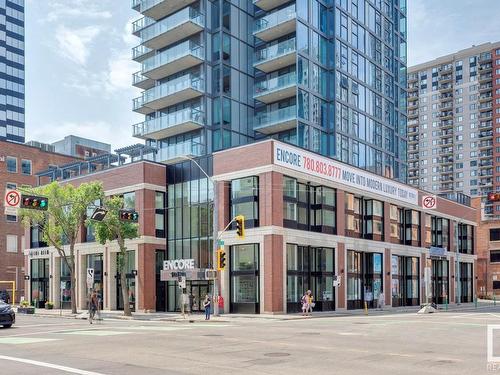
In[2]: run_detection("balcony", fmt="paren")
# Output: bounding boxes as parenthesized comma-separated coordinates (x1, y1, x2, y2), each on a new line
(254, 72, 296, 104)
(156, 140, 204, 164)
(254, 105, 297, 134)
(408, 93, 418, 101)
(140, 7, 204, 50)
(439, 148, 453, 156)
(480, 160, 493, 168)
(479, 93, 493, 102)
(132, 16, 155, 36)
(438, 74, 452, 83)
(408, 73, 418, 83)
(479, 130, 493, 139)
(479, 103, 493, 112)
(254, 38, 296, 73)
(439, 111, 453, 120)
(479, 53, 492, 63)
(134, 0, 197, 21)
(438, 66, 453, 74)
(479, 151, 493, 159)
(479, 83, 493, 93)
(253, 5, 296, 42)
(408, 127, 418, 134)
(479, 64, 493, 73)
(253, 0, 291, 11)
(440, 119, 453, 128)
(407, 100, 418, 108)
(408, 84, 418, 92)
(479, 112, 493, 121)
(408, 136, 419, 143)
(438, 83, 453, 92)
(479, 73, 493, 83)
(479, 121, 493, 129)
(439, 183, 454, 191)
(439, 102, 453, 110)
(479, 141, 493, 149)
(142, 41, 203, 80)
(439, 130, 453, 137)
(132, 44, 154, 62)
(408, 109, 419, 118)
(132, 71, 155, 90)
(133, 108, 204, 140)
(133, 74, 204, 115)
(439, 93, 453, 101)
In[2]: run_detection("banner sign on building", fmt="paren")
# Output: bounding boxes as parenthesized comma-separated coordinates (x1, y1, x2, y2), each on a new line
(274, 143, 418, 206)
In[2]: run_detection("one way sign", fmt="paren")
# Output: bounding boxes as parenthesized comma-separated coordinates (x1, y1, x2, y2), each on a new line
(90, 207, 108, 222)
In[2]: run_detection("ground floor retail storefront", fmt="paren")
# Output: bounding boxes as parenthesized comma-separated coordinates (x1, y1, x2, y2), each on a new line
(24, 239, 165, 312)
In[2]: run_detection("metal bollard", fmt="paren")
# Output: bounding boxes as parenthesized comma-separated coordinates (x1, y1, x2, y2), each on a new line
(364, 301, 368, 315)
(475, 297, 478, 309)
(445, 297, 448, 311)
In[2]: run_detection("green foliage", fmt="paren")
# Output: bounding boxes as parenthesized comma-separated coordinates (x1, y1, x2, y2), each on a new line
(20, 181, 104, 251)
(90, 196, 139, 249)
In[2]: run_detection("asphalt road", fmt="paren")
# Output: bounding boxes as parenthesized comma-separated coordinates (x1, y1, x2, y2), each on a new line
(1, 308, 500, 375)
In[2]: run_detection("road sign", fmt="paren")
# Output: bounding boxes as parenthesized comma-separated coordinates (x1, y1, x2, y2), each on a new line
(86, 268, 94, 289)
(333, 275, 342, 287)
(178, 276, 186, 289)
(90, 207, 108, 222)
(4, 189, 20, 216)
(422, 195, 437, 210)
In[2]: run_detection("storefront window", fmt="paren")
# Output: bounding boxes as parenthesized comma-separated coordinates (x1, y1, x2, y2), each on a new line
(347, 250, 383, 310)
(155, 192, 165, 238)
(230, 244, 259, 313)
(61, 258, 72, 309)
(459, 262, 473, 303)
(30, 258, 49, 308)
(364, 199, 384, 240)
(87, 254, 103, 308)
(390, 205, 404, 243)
(404, 209, 420, 245)
(346, 193, 362, 237)
(431, 216, 449, 250)
(117, 251, 135, 311)
(458, 224, 474, 254)
(392, 255, 419, 307)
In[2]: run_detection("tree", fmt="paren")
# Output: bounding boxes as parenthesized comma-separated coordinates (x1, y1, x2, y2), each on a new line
(90, 196, 138, 317)
(20, 181, 103, 314)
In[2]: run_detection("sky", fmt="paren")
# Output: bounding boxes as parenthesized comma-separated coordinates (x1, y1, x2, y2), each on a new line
(25, 0, 500, 150)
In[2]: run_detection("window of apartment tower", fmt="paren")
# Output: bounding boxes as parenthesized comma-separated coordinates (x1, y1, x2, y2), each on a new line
(404, 209, 420, 246)
(346, 193, 362, 238)
(389, 205, 404, 244)
(364, 199, 384, 241)
(155, 192, 166, 238)
(231, 177, 258, 229)
(431, 216, 449, 250)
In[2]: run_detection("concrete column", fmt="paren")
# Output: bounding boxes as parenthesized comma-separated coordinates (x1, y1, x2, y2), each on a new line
(420, 253, 426, 304)
(337, 242, 346, 309)
(53, 257, 61, 309)
(108, 251, 117, 310)
(420, 211, 427, 247)
(263, 234, 284, 314)
(78, 252, 86, 310)
(449, 221, 455, 253)
(384, 248, 391, 306)
(103, 247, 109, 310)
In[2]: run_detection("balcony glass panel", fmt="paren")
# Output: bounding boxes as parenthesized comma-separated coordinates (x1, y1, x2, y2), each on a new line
(255, 71, 296, 96)
(254, 4, 296, 34)
(133, 108, 204, 137)
(255, 38, 296, 65)
(142, 41, 203, 74)
(254, 105, 296, 130)
(157, 140, 204, 161)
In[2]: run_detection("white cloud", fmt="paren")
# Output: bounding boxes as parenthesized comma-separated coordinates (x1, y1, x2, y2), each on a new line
(55, 25, 102, 66)
(42, 0, 112, 23)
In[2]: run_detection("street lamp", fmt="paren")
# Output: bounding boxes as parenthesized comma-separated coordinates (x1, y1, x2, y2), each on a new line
(180, 155, 220, 316)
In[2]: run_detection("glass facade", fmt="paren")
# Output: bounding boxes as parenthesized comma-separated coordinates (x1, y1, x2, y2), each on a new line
(30, 258, 48, 308)
(391, 255, 419, 307)
(347, 250, 383, 309)
(131, 0, 407, 178)
(230, 244, 259, 314)
(0, 0, 25, 143)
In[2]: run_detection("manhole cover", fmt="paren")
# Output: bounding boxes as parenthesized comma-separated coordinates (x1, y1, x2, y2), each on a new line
(264, 353, 290, 358)
(202, 334, 223, 337)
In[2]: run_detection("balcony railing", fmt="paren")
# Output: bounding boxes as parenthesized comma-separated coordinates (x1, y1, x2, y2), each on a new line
(157, 140, 204, 163)
(254, 71, 296, 101)
(254, 4, 296, 35)
(142, 40, 203, 77)
(132, 44, 153, 61)
(254, 105, 296, 133)
(255, 37, 296, 66)
(133, 108, 204, 139)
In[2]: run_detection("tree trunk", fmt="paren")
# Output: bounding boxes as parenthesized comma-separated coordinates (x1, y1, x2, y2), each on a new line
(69, 244, 77, 314)
(118, 236, 131, 317)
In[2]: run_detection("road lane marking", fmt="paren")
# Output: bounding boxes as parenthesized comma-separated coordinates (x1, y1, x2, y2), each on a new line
(59, 330, 130, 336)
(0, 337, 59, 345)
(0, 355, 106, 375)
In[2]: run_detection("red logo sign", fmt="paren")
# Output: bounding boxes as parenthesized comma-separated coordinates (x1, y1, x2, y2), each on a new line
(422, 195, 437, 210)
(5, 190, 20, 207)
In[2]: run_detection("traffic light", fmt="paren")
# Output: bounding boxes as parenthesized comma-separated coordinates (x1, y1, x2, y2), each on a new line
(217, 249, 226, 271)
(21, 195, 48, 211)
(119, 209, 139, 222)
(235, 215, 245, 239)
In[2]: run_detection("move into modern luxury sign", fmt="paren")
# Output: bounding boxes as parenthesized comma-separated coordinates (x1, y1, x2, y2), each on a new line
(273, 142, 419, 206)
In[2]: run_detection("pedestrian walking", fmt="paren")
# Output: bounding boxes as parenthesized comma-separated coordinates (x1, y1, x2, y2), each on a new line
(377, 291, 385, 310)
(88, 291, 98, 324)
(203, 294, 211, 320)
(306, 290, 315, 316)
(181, 291, 190, 318)
(301, 292, 308, 316)
(217, 294, 224, 315)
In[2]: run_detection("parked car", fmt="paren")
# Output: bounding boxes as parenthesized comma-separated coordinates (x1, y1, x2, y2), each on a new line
(0, 290, 10, 304)
(0, 301, 15, 328)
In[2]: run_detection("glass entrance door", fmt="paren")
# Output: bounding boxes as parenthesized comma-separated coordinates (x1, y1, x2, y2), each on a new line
(347, 251, 383, 310)
(431, 259, 449, 304)
(460, 262, 473, 303)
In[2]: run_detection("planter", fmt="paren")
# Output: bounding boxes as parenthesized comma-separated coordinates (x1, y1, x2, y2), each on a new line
(45, 305, 54, 310)
(18, 307, 35, 314)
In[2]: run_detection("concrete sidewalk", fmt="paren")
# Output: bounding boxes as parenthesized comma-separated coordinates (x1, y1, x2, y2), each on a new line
(16, 299, 500, 322)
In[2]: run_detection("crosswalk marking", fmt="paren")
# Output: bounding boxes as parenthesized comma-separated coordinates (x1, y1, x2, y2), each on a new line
(0, 337, 60, 345)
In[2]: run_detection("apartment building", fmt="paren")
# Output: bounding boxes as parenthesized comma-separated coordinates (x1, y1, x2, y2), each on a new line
(407, 42, 500, 215)
(129, 0, 409, 311)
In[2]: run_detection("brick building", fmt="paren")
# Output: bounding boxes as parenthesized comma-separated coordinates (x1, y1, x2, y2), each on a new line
(474, 198, 500, 297)
(0, 140, 76, 302)
(23, 159, 166, 311)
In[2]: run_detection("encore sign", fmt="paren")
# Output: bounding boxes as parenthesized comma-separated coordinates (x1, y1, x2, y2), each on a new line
(163, 259, 195, 271)
(274, 142, 419, 206)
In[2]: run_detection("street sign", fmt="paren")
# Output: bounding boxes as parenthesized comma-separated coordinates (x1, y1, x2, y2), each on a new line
(4, 189, 20, 216)
(86, 268, 94, 289)
(90, 207, 108, 222)
(178, 276, 186, 289)
(422, 195, 437, 210)
(160, 268, 218, 282)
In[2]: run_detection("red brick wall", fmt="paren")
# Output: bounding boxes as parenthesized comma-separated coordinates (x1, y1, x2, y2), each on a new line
(263, 234, 284, 313)
(337, 243, 346, 308)
(0, 141, 77, 301)
(259, 172, 283, 227)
